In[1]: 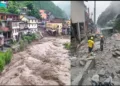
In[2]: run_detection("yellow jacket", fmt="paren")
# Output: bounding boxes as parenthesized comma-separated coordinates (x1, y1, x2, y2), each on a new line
(88, 40, 94, 48)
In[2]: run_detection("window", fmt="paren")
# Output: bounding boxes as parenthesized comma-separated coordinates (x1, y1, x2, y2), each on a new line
(1, 16, 4, 20)
(15, 23, 17, 26)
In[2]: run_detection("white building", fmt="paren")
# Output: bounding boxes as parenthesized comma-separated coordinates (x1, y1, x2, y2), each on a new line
(20, 15, 38, 34)
(11, 21, 20, 41)
(19, 21, 29, 35)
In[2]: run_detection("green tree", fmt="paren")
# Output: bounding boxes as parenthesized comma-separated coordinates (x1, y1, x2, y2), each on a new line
(26, 3, 33, 10)
(0, 7, 8, 13)
(7, 1, 20, 14)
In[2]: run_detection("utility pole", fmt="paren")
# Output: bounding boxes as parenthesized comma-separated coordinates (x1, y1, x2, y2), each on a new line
(94, 1, 96, 24)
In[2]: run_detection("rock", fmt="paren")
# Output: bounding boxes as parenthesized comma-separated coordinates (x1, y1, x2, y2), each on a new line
(79, 60, 85, 66)
(71, 61, 76, 67)
(86, 56, 95, 61)
(91, 74, 99, 82)
(98, 69, 106, 76)
(103, 76, 112, 83)
(113, 81, 120, 85)
(112, 52, 117, 57)
(115, 66, 120, 74)
(115, 51, 120, 56)
(71, 58, 76, 67)
(70, 57, 77, 61)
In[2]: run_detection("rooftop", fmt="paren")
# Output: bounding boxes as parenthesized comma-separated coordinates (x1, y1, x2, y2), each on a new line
(24, 15, 37, 20)
(0, 12, 19, 16)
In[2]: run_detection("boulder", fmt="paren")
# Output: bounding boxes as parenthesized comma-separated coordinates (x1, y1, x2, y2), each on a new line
(91, 74, 99, 82)
(103, 76, 112, 84)
(71, 57, 77, 67)
(79, 60, 86, 66)
(98, 69, 106, 76)
(115, 51, 120, 56)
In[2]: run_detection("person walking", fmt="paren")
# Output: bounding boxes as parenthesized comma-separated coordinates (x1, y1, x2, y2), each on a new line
(88, 37, 95, 56)
(100, 35, 104, 51)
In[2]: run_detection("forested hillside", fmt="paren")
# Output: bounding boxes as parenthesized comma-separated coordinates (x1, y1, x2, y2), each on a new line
(97, 1, 120, 27)
(0, 1, 68, 19)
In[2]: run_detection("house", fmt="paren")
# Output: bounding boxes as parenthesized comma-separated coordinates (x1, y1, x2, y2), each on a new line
(71, 1, 87, 42)
(0, 20, 21, 42)
(20, 15, 38, 34)
(0, 21, 11, 42)
(65, 20, 71, 27)
(19, 21, 29, 35)
(50, 18, 65, 23)
(10, 21, 20, 41)
(39, 10, 47, 20)
(20, 7, 29, 15)
(0, 12, 19, 21)
(39, 10, 55, 21)
(0, 1, 7, 8)
(0, 12, 21, 43)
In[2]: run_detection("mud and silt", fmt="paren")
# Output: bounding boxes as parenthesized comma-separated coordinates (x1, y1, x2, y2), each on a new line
(0, 37, 70, 85)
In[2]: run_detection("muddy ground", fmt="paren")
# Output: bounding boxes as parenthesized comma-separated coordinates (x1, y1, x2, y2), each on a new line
(0, 36, 70, 85)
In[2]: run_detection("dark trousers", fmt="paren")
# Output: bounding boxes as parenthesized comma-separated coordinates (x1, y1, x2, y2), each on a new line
(88, 47, 93, 53)
(100, 44, 103, 51)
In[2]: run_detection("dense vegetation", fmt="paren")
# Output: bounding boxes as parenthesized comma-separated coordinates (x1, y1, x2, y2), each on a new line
(0, 49, 13, 72)
(113, 17, 120, 32)
(0, 1, 68, 19)
(19, 33, 39, 51)
(97, 1, 120, 27)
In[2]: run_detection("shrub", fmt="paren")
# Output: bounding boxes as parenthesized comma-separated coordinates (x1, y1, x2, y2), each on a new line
(0, 52, 5, 72)
(0, 57, 5, 72)
(63, 42, 71, 50)
(19, 40, 24, 51)
(0, 49, 13, 72)
(23, 38, 28, 47)
(5, 49, 13, 64)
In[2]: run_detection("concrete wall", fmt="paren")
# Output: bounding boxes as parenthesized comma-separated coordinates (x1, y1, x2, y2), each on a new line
(71, 1, 85, 23)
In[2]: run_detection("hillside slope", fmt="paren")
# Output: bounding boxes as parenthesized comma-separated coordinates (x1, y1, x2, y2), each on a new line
(97, 1, 120, 27)
(17, 1, 68, 19)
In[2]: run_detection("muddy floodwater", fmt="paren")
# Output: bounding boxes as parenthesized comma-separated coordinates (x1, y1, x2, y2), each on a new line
(0, 37, 70, 85)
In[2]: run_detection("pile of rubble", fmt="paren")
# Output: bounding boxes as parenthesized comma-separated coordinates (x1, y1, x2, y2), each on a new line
(112, 45, 120, 58)
(111, 33, 120, 41)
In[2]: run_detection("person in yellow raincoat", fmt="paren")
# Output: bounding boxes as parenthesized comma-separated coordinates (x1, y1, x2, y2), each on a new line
(88, 37, 94, 53)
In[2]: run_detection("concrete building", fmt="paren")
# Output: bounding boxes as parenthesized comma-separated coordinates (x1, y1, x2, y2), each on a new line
(11, 21, 20, 41)
(20, 15, 38, 34)
(71, 1, 87, 42)
(0, 12, 19, 21)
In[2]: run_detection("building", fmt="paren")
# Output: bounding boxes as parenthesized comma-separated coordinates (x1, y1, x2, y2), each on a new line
(19, 21, 29, 35)
(0, 12, 19, 21)
(10, 21, 20, 41)
(39, 10, 55, 21)
(0, 12, 20, 42)
(40, 10, 47, 20)
(0, 21, 11, 42)
(50, 18, 65, 23)
(71, 1, 87, 42)
(65, 20, 71, 27)
(20, 15, 38, 34)
(0, 1, 7, 8)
